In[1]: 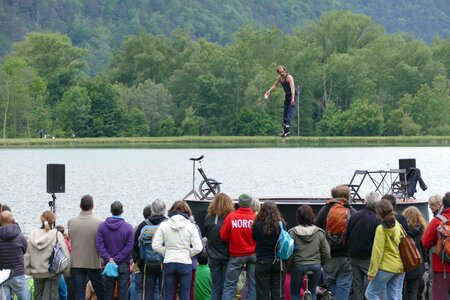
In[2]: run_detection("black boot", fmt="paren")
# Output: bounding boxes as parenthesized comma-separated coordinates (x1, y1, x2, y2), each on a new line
(280, 124, 290, 137)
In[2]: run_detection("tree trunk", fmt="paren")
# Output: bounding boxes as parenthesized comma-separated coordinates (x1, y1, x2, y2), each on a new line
(2, 80, 10, 139)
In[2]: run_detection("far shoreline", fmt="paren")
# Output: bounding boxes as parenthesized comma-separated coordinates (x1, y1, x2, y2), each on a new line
(0, 136, 449, 148)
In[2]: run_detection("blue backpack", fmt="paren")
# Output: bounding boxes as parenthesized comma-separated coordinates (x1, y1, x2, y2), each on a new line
(276, 221, 294, 260)
(139, 221, 164, 270)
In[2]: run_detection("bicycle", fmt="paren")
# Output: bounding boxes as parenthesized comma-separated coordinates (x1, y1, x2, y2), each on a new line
(182, 155, 221, 200)
(302, 271, 333, 300)
(302, 271, 313, 300)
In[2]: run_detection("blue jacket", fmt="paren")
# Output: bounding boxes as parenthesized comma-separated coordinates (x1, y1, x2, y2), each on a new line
(0, 224, 27, 276)
(96, 216, 134, 264)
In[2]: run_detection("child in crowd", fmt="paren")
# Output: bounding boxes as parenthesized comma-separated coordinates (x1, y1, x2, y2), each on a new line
(56, 224, 71, 300)
(194, 250, 211, 300)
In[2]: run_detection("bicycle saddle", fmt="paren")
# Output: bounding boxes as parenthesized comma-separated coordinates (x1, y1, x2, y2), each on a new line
(190, 155, 204, 161)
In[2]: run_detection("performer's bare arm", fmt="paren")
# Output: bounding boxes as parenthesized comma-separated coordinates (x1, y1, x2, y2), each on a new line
(265, 77, 281, 98)
(287, 74, 295, 107)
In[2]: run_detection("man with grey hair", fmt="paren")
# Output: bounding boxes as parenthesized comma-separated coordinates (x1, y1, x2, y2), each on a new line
(133, 199, 168, 299)
(346, 191, 381, 299)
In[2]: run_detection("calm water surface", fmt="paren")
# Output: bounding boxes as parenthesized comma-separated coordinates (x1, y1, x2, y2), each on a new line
(1, 147, 448, 234)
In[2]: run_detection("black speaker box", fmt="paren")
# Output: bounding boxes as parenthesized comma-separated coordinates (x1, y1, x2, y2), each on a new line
(47, 164, 65, 193)
(399, 158, 416, 182)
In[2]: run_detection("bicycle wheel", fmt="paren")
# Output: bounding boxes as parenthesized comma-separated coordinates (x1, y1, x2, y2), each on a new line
(199, 178, 221, 199)
(302, 291, 312, 300)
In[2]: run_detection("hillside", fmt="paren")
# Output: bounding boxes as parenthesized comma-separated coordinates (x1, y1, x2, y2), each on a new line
(1, 0, 450, 73)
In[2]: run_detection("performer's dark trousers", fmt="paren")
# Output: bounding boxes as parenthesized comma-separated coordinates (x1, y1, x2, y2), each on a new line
(283, 94, 298, 133)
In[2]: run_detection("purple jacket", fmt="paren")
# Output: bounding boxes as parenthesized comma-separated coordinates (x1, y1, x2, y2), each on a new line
(96, 216, 134, 264)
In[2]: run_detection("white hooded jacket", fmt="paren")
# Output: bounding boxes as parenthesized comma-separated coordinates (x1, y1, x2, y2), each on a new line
(152, 214, 202, 264)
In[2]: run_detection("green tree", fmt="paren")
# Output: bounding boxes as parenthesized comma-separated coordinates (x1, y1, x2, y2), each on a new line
(120, 79, 173, 136)
(180, 106, 199, 135)
(230, 108, 278, 136)
(85, 77, 125, 137)
(123, 107, 150, 137)
(12, 32, 88, 105)
(410, 75, 450, 134)
(54, 86, 91, 137)
(315, 102, 346, 136)
(342, 99, 384, 136)
(0, 57, 48, 138)
(158, 116, 177, 136)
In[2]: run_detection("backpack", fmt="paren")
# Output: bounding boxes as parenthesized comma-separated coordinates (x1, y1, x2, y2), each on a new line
(48, 234, 69, 274)
(276, 221, 294, 260)
(325, 198, 351, 250)
(139, 221, 164, 270)
(436, 214, 450, 263)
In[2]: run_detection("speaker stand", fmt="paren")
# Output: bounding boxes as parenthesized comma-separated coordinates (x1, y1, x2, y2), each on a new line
(49, 193, 56, 223)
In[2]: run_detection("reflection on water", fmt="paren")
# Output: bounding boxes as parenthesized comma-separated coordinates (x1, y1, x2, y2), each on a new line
(0, 147, 448, 234)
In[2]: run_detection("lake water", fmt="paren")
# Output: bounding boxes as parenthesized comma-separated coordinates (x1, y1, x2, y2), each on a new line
(1, 147, 448, 234)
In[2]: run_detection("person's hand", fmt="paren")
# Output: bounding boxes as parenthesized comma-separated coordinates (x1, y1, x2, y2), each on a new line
(290, 100, 295, 107)
(109, 258, 115, 264)
(264, 91, 270, 99)
(367, 275, 374, 281)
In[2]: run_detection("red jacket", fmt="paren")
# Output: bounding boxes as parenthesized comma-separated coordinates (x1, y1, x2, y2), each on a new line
(422, 207, 450, 272)
(220, 207, 256, 257)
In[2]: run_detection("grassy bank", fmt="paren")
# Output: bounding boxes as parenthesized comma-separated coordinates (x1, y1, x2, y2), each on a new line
(0, 136, 450, 148)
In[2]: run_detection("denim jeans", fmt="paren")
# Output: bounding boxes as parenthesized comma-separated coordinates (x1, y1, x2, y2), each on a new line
(3, 275, 30, 300)
(104, 263, 130, 300)
(71, 268, 106, 300)
(282, 94, 298, 131)
(350, 257, 370, 300)
(290, 263, 321, 300)
(135, 267, 162, 300)
(255, 258, 285, 300)
(162, 263, 192, 300)
(365, 270, 404, 300)
(222, 254, 256, 300)
(208, 257, 228, 300)
(323, 256, 353, 300)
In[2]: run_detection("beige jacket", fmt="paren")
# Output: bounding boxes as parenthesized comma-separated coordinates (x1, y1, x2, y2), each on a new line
(68, 211, 103, 269)
(25, 229, 70, 278)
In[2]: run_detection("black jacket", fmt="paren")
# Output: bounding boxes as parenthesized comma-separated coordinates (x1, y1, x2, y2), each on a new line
(346, 207, 381, 259)
(132, 215, 168, 262)
(316, 199, 356, 257)
(405, 225, 426, 279)
(203, 214, 229, 261)
(0, 224, 27, 276)
(252, 221, 280, 260)
(406, 168, 427, 197)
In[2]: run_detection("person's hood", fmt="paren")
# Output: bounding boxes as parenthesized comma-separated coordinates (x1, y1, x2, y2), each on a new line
(105, 216, 126, 231)
(29, 229, 57, 250)
(168, 214, 191, 231)
(148, 215, 168, 225)
(381, 220, 399, 237)
(0, 223, 21, 240)
(291, 225, 322, 242)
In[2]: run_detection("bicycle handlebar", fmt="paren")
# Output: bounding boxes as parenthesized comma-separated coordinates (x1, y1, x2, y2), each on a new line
(190, 155, 204, 161)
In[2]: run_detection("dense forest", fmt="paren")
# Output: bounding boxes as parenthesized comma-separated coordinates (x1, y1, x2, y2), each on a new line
(1, 9, 450, 138)
(1, 0, 450, 74)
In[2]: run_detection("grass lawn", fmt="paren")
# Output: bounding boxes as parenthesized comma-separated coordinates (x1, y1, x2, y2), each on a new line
(0, 136, 449, 148)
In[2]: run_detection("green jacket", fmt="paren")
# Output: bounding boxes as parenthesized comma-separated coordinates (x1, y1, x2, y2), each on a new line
(288, 225, 331, 267)
(368, 220, 404, 277)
